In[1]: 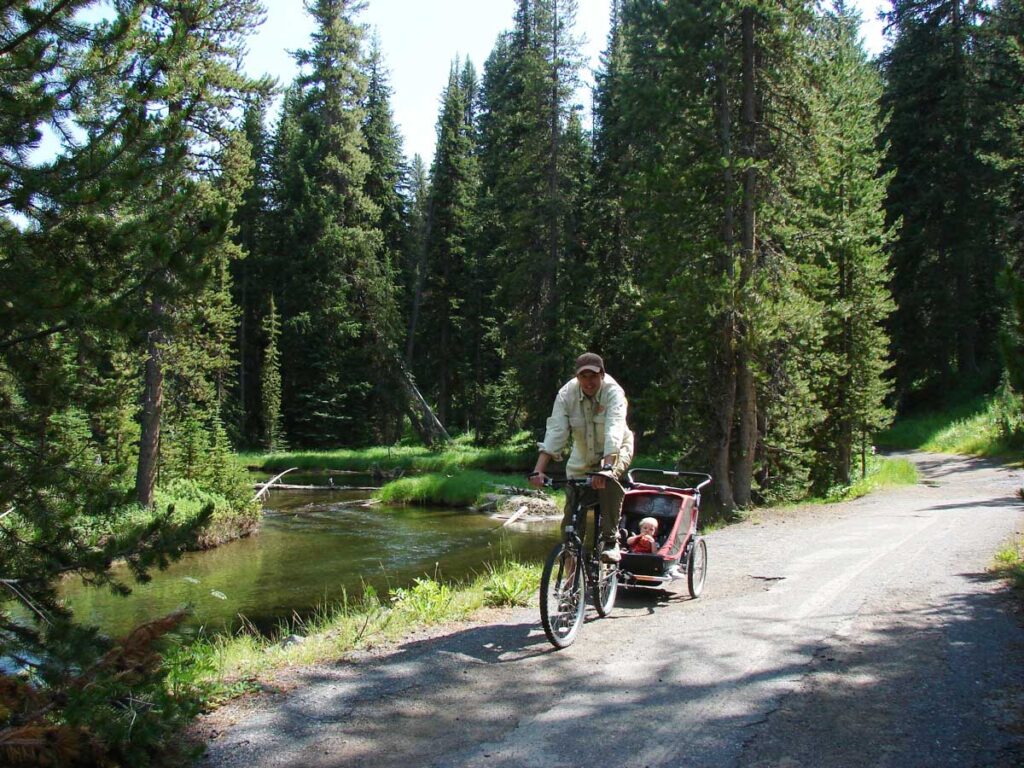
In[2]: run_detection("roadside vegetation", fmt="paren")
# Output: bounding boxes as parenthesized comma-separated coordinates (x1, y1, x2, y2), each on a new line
(877, 390, 1024, 461)
(994, 537, 1024, 592)
(817, 454, 919, 503)
(169, 560, 540, 699)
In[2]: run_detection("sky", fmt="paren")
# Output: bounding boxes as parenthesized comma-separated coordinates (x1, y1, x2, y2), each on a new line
(248, 0, 890, 166)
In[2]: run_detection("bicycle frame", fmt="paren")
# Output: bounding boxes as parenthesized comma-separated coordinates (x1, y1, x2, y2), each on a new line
(539, 476, 620, 649)
(561, 480, 604, 562)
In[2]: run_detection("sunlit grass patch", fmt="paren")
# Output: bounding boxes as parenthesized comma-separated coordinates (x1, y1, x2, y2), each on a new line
(994, 536, 1024, 593)
(842, 456, 919, 499)
(376, 470, 527, 507)
(804, 455, 919, 504)
(175, 562, 543, 698)
(481, 560, 537, 607)
(239, 432, 537, 474)
(391, 577, 461, 622)
(919, 407, 1005, 455)
(878, 392, 1024, 460)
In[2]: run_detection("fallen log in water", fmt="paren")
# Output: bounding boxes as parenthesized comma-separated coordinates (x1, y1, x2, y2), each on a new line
(253, 483, 381, 492)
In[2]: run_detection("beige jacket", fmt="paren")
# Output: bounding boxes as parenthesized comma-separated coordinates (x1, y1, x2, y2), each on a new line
(538, 373, 634, 478)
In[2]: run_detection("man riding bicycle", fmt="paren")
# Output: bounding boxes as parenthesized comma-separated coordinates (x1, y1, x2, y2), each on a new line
(529, 352, 634, 563)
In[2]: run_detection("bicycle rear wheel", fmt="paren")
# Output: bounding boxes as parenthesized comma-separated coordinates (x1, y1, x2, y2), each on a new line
(593, 560, 618, 617)
(540, 542, 585, 649)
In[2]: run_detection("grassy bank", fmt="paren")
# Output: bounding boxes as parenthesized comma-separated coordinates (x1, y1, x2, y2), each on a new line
(154, 479, 262, 548)
(171, 560, 540, 698)
(241, 433, 536, 475)
(375, 470, 528, 507)
(241, 433, 681, 479)
(83, 478, 262, 556)
(878, 392, 1024, 460)
(823, 455, 919, 503)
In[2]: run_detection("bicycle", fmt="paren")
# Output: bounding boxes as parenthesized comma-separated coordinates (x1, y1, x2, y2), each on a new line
(538, 476, 620, 649)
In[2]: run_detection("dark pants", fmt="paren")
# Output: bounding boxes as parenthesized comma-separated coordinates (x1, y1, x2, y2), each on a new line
(562, 477, 624, 544)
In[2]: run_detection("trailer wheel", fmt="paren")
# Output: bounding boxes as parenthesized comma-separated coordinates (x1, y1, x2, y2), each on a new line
(687, 537, 707, 598)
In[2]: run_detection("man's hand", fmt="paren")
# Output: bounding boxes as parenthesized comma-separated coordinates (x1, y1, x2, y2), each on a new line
(528, 471, 547, 489)
(592, 457, 616, 490)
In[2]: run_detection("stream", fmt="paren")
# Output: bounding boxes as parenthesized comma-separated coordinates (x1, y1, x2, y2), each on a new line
(59, 481, 558, 638)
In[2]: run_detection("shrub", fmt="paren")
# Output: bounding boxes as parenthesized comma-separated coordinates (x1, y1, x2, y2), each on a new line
(390, 578, 457, 622)
(482, 561, 536, 607)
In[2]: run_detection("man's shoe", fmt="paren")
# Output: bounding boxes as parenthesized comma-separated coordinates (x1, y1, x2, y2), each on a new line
(600, 544, 621, 563)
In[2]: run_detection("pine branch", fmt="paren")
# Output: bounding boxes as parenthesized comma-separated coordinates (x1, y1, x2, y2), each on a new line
(0, 0, 80, 57)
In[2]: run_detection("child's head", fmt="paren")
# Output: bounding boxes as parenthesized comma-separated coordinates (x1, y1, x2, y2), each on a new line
(639, 517, 658, 536)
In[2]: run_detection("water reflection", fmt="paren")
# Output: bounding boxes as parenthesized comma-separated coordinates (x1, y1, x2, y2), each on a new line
(60, 488, 558, 637)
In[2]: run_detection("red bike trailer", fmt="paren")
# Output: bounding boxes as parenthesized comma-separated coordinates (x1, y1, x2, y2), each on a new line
(617, 468, 712, 598)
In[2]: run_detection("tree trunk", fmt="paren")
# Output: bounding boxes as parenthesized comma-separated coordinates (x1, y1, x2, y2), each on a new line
(733, 355, 757, 506)
(837, 236, 852, 487)
(238, 265, 248, 442)
(404, 211, 429, 367)
(712, 41, 737, 512)
(950, 0, 979, 379)
(394, 355, 450, 447)
(539, 0, 562, 405)
(438, 317, 450, 426)
(136, 297, 164, 508)
(712, 323, 737, 511)
(548, 0, 561, 294)
(732, 6, 759, 508)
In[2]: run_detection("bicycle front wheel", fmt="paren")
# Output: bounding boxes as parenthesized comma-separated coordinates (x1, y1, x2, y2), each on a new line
(593, 560, 618, 617)
(540, 542, 585, 649)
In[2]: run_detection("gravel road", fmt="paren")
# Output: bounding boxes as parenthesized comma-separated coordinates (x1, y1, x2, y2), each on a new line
(198, 452, 1024, 767)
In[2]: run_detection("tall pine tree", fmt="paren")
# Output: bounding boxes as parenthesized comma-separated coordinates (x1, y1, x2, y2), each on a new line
(477, 0, 587, 426)
(271, 0, 399, 446)
(881, 0, 1002, 405)
(805, 2, 894, 489)
(417, 60, 480, 429)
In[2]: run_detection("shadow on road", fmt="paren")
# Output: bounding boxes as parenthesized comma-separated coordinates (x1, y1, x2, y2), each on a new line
(921, 496, 1022, 512)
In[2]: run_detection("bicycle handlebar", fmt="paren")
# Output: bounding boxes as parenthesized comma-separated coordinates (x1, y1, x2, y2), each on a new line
(538, 475, 594, 489)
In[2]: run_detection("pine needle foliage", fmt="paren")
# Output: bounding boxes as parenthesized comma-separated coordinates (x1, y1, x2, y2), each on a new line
(1, 1, 268, 761)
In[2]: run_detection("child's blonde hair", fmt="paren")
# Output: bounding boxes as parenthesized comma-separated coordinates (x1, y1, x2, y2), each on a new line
(638, 516, 658, 532)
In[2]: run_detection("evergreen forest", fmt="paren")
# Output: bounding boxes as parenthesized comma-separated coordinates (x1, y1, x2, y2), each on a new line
(5, 0, 1024, 762)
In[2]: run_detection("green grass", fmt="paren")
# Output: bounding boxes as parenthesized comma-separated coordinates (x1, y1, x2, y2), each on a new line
(241, 432, 678, 478)
(169, 561, 542, 695)
(994, 536, 1024, 593)
(795, 455, 920, 506)
(877, 392, 1024, 459)
(375, 470, 527, 507)
(239, 432, 536, 474)
(877, 397, 988, 450)
(839, 456, 919, 500)
(481, 560, 536, 607)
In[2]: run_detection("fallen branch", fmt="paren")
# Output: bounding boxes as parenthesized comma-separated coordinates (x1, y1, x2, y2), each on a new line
(500, 505, 530, 528)
(254, 483, 380, 492)
(251, 467, 298, 503)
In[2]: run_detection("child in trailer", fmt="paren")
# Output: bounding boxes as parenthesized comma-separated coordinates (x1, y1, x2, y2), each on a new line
(627, 517, 659, 554)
